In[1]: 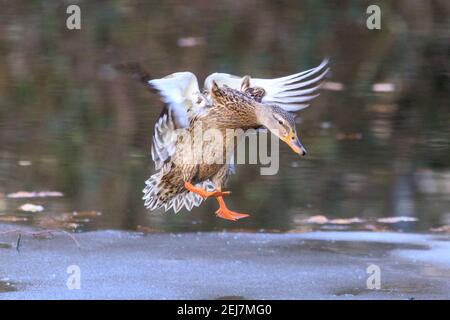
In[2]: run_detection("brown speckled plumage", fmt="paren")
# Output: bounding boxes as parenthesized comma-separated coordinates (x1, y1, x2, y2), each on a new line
(155, 83, 266, 207)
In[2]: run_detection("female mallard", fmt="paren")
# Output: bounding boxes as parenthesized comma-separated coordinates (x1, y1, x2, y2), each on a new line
(131, 59, 328, 221)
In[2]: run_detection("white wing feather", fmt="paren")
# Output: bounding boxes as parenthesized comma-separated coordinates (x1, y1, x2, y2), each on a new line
(204, 59, 329, 112)
(149, 72, 202, 127)
(148, 72, 203, 169)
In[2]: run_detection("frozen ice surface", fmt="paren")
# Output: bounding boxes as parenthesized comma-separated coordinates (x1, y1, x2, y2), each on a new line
(0, 224, 449, 299)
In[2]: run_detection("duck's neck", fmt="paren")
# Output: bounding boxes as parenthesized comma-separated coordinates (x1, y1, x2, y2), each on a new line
(254, 104, 274, 127)
(227, 103, 274, 129)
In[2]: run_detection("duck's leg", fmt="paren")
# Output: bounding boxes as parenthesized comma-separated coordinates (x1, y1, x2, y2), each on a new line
(184, 182, 249, 221)
(184, 181, 230, 198)
(214, 189, 250, 221)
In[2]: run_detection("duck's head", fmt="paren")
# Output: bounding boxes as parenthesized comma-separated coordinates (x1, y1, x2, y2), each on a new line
(256, 105, 307, 156)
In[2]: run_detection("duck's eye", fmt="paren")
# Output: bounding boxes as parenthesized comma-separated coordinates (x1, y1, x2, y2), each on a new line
(273, 114, 283, 125)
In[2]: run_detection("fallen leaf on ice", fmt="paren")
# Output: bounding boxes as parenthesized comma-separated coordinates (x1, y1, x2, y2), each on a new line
(7, 191, 64, 198)
(19, 203, 44, 212)
(322, 81, 345, 91)
(329, 218, 365, 224)
(305, 215, 329, 224)
(372, 83, 395, 93)
(377, 216, 418, 223)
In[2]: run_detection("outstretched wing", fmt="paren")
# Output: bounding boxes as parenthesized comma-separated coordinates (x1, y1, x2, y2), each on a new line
(148, 72, 204, 169)
(204, 59, 329, 112)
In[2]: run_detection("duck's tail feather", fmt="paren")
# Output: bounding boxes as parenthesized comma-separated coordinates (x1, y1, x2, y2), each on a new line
(142, 170, 215, 213)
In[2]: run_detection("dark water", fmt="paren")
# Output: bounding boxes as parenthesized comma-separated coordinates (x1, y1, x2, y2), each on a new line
(0, 1, 449, 233)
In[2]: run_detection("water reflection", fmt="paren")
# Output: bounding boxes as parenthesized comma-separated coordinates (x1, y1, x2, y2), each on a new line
(0, 1, 449, 232)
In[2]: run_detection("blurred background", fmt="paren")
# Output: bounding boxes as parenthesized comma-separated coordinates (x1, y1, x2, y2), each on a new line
(0, 0, 449, 233)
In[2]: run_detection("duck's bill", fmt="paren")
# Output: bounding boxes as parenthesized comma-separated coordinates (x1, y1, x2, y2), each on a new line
(283, 133, 307, 156)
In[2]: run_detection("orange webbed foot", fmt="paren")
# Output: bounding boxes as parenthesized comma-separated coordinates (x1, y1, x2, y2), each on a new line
(215, 207, 250, 221)
(184, 182, 249, 221)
